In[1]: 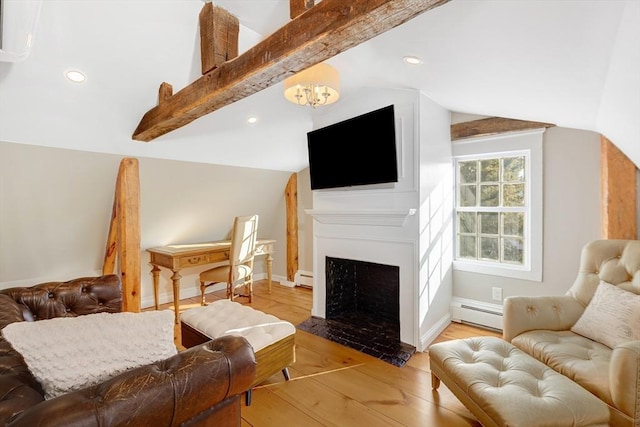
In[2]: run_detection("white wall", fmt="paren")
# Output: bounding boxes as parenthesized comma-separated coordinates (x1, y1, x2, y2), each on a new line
(0, 141, 291, 307)
(417, 94, 454, 346)
(452, 126, 602, 303)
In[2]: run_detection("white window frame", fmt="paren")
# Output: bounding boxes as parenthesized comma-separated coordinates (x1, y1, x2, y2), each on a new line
(452, 129, 544, 282)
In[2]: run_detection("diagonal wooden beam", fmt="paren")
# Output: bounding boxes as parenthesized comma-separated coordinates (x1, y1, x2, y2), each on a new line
(132, 0, 450, 142)
(290, 0, 315, 19)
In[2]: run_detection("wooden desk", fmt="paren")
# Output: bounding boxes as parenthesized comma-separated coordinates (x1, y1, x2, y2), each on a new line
(147, 239, 276, 323)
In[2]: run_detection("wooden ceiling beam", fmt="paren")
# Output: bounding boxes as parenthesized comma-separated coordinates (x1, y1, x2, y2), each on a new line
(290, 0, 315, 19)
(451, 117, 555, 141)
(132, 0, 450, 142)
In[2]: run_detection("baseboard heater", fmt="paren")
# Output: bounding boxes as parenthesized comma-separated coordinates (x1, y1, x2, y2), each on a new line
(294, 270, 313, 288)
(451, 298, 503, 332)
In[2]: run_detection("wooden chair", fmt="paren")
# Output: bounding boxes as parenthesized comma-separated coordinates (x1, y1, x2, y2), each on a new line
(200, 215, 259, 304)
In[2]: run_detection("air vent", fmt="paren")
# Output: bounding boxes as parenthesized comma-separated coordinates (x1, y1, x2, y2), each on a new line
(451, 297, 503, 331)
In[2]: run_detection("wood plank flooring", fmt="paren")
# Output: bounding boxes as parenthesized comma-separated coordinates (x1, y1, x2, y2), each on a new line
(150, 280, 501, 426)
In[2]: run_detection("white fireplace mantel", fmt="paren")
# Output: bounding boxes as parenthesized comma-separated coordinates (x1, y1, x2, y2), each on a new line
(305, 208, 416, 227)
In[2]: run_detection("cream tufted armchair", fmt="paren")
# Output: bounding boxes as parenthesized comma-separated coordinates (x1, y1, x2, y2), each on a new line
(504, 239, 640, 427)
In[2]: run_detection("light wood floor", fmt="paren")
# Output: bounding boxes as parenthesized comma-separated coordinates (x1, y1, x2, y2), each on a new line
(151, 280, 501, 427)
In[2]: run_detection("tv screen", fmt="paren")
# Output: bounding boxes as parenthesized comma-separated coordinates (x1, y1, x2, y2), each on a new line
(307, 105, 398, 190)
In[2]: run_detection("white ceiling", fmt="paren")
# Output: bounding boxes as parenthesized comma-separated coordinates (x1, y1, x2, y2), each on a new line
(0, 0, 638, 172)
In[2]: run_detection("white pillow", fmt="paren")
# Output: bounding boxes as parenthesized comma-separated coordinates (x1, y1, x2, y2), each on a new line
(571, 281, 640, 349)
(2, 310, 177, 399)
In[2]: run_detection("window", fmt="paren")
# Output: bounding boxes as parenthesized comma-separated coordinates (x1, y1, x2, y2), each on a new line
(456, 154, 526, 265)
(452, 130, 543, 281)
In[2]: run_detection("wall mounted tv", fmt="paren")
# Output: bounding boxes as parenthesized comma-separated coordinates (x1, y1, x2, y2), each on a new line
(307, 104, 398, 190)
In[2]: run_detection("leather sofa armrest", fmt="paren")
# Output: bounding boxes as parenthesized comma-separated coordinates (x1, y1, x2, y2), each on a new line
(610, 340, 640, 421)
(0, 295, 26, 329)
(503, 295, 584, 342)
(6, 335, 257, 427)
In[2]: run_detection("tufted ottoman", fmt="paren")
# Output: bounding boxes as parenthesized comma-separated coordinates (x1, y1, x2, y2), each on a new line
(428, 336, 609, 427)
(180, 299, 295, 403)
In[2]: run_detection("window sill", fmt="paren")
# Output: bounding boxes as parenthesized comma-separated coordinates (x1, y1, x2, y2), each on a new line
(453, 259, 542, 282)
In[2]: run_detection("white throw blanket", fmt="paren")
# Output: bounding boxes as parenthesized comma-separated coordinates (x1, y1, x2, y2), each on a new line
(2, 310, 177, 399)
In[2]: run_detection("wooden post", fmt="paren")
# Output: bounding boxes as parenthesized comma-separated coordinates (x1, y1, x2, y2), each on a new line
(601, 136, 637, 239)
(158, 82, 173, 104)
(285, 173, 299, 283)
(199, 2, 239, 75)
(102, 158, 141, 312)
(290, 0, 315, 19)
(102, 194, 118, 275)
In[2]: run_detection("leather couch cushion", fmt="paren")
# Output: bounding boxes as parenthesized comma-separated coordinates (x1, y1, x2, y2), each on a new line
(2, 310, 177, 399)
(571, 281, 640, 349)
(511, 330, 613, 405)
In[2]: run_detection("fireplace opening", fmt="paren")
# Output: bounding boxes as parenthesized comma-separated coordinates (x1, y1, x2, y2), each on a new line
(326, 256, 400, 338)
(297, 256, 415, 367)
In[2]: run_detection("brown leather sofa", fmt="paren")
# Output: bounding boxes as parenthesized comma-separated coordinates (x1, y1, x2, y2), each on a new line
(0, 275, 257, 427)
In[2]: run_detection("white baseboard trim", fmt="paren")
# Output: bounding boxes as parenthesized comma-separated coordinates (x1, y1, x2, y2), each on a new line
(141, 273, 289, 309)
(279, 280, 296, 288)
(294, 270, 313, 288)
(419, 312, 452, 352)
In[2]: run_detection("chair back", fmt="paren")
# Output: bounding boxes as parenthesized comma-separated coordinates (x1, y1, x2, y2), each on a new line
(566, 239, 640, 307)
(229, 215, 259, 268)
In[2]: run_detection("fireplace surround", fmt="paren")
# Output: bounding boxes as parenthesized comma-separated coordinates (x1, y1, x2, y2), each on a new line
(297, 256, 416, 367)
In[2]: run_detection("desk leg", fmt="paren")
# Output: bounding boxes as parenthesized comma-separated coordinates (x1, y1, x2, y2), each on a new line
(266, 253, 273, 294)
(171, 270, 182, 324)
(151, 265, 161, 310)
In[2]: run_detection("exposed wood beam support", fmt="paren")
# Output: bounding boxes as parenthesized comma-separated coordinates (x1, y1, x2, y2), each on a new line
(103, 193, 118, 276)
(199, 3, 239, 75)
(450, 117, 555, 141)
(158, 82, 173, 104)
(102, 158, 141, 312)
(133, 0, 450, 142)
(285, 173, 299, 282)
(290, 0, 315, 19)
(601, 136, 637, 239)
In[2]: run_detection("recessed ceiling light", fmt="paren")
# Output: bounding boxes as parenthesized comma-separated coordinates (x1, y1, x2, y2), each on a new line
(403, 56, 423, 65)
(247, 116, 258, 124)
(65, 70, 86, 83)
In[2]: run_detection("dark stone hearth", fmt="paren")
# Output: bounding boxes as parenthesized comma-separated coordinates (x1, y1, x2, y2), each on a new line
(296, 314, 415, 368)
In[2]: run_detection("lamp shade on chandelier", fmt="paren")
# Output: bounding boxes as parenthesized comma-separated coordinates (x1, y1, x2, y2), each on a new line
(284, 63, 340, 108)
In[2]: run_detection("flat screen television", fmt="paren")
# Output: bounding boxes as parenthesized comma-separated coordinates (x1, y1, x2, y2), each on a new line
(307, 105, 398, 190)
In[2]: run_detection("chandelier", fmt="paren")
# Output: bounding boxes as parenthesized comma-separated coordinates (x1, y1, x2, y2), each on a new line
(283, 63, 340, 108)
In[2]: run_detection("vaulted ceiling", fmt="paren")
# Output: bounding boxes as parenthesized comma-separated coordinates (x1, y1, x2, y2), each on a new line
(0, 0, 638, 172)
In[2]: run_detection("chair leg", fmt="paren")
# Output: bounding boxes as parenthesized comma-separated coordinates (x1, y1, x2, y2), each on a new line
(200, 281, 207, 306)
(282, 367, 290, 381)
(245, 389, 252, 406)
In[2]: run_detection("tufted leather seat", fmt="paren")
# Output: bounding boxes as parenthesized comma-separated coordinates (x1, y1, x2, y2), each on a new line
(429, 336, 610, 427)
(181, 299, 296, 400)
(504, 239, 640, 427)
